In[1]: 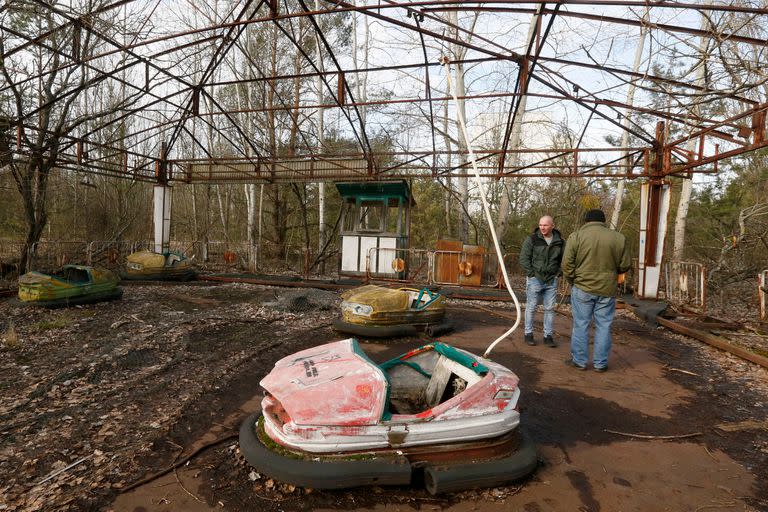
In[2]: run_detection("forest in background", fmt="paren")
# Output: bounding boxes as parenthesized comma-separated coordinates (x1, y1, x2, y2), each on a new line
(1, 146, 767, 294)
(1, 2, 767, 319)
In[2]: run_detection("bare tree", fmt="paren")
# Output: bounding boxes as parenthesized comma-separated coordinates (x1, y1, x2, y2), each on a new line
(672, 8, 712, 261)
(0, 1, 138, 270)
(708, 202, 768, 282)
(609, 7, 650, 230)
(447, 10, 481, 243)
(496, 9, 542, 242)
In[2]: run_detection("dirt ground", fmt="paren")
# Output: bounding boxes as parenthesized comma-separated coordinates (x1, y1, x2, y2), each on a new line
(1, 282, 767, 512)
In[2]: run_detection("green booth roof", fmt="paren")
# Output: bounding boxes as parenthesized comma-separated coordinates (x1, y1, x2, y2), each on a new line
(335, 180, 415, 205)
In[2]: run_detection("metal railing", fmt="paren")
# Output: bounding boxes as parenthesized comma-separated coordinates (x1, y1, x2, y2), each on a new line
(365, 247, 431, 283)
(0, 238, 345, 279)
(260, 242, 311, 277)
(0, 239, 26, 270)
(665, 260, 706, 312)
(12, 240, 533, 288)
(431, 250, 506, 288)
(15, 240, 760, 318)
(28, 241, 90, 272)
(361, 249, 527, 288)
(87, 241, 148, 270)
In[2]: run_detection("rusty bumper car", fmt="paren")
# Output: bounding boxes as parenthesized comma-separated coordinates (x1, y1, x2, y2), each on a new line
(18, 265, 123, 308)
(239, 339, 537, 494)
(122, 250, 196, 281)
(332, 284, 453, 337)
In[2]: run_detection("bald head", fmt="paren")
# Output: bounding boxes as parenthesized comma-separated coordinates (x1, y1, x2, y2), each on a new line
(538, 216, 554, 237)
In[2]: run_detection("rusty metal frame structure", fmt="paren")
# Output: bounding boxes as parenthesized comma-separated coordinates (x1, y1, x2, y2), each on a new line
(2, 1, 768, 185)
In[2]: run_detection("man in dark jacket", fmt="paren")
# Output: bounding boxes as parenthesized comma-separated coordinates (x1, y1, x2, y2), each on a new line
(561, 209, 631, 372)
(518, 215, 565, 347)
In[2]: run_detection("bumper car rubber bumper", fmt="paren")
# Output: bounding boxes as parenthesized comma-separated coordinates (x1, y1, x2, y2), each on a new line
(239, 412, 538, 494)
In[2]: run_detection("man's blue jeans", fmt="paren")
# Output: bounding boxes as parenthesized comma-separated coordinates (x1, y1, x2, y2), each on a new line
(524, 276, 558, 337)
(570, 285, 616, 369)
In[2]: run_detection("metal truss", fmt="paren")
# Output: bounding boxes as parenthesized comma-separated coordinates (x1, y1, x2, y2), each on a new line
(2, 0, 768, 184)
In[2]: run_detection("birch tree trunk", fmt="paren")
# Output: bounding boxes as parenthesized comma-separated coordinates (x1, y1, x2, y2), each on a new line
(1, 4, 116, 270)
(352, 0, 369, 127)
(234, 22, 258, 269)
(442, 100, 453, 235)
(215, 185, 229, 241)
(496, 11, 540, 241)
(191, 114, 200, 246)
(609, 7, 650, 230)
(316, 0, 326, 259)
(455, 63, 469, 243)
(266, 21, 286, 258)
(257, 184, 264, 267)
(448, 10, 470, 243)
(246, 183, 257, 269)
(672, 8, 710, 260)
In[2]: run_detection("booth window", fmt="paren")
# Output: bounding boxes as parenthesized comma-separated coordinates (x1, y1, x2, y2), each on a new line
(386, 198, 401, 233)
(358, 200, 384, 232)
(342, 199, 356, 232)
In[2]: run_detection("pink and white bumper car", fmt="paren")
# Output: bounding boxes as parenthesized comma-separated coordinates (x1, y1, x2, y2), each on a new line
(239, 339, 537, 494)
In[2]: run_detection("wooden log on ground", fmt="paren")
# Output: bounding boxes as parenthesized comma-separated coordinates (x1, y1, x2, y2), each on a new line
(657, 316, 768, 370)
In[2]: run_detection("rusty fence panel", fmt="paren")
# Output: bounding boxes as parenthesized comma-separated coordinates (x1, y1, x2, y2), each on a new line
(665, 260, 706, 312)
(431, 250, 473, 287)
(182, 241, 249, 271)
(365, 247, 431, 283)
(429, 250, 505, 288)
(760, 269, 768, 321)
(362, 249, 529, 290)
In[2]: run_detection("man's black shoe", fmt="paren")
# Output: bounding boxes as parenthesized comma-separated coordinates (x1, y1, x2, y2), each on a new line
(593, 365, 608, 373)
(524, 333, 536, 346)
(544, 335, 557, 348)
(564, 358, 587, 370)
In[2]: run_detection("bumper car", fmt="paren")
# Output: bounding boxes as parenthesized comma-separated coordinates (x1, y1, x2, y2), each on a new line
(239, 338, 537, 494)
(122, 250, 196, 281)
(18, 265, 123, 308)
(333, 284, 453, 337)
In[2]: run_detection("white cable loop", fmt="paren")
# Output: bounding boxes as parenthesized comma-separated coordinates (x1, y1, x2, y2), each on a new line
(441, 57, 521, 358)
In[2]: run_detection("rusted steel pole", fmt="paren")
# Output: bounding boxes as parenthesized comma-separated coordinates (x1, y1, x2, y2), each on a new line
(643, 122, 666, 267)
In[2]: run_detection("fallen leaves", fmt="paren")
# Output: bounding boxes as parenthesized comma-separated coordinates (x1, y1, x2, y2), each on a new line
(0, 282, 336, 512)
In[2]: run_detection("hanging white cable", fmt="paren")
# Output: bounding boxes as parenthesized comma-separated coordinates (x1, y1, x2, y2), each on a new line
(441, 56, 521, 358)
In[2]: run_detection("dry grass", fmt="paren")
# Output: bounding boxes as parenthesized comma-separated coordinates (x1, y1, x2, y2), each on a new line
(2, 321, 20, 349)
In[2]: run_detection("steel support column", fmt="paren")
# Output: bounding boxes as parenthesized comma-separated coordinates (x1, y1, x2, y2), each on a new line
(153, 186, 172, 254)
(637, 122, 671, 299)
(153, 143, 172, 254)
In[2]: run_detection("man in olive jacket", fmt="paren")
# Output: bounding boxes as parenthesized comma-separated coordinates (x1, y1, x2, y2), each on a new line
(519, 215, 564, 347)
(561, 209, 631, 372)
